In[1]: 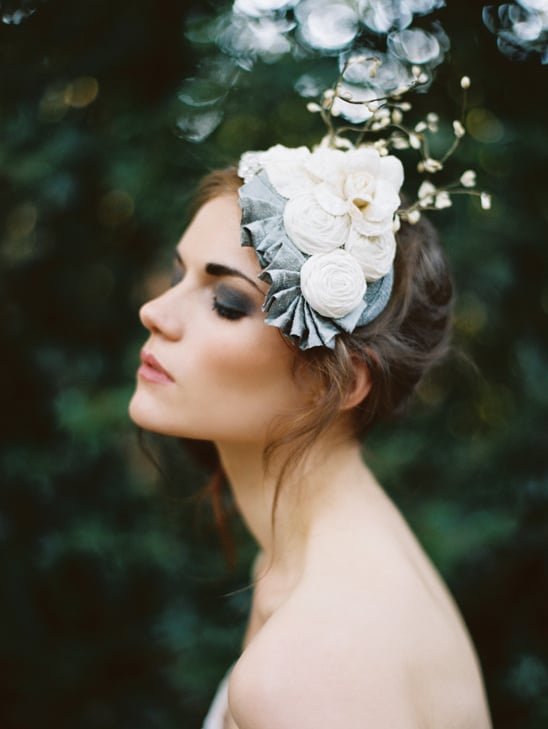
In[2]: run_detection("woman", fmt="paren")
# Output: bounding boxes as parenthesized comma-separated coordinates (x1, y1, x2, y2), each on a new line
(129, 141, 493, 729)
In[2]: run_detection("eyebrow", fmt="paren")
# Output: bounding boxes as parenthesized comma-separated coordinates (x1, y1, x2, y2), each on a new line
(174, 250, 263, 293)
(205, 262, 263, 292)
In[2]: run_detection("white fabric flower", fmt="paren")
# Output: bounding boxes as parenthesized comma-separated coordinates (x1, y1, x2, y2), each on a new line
(345, 226, 396, 281)
(304, 148, 346, 189)
(240, 145, 313, 197)
(283, 192, 351, 255)
(349, 178, 401, 237)
(300, 249, 366, 318)
(342, 149, 403, 237)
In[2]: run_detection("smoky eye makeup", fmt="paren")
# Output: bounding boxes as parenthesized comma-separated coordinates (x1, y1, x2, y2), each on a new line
(213, 283, 257, 319)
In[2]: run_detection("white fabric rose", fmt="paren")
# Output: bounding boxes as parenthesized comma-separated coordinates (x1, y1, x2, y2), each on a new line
(283, 192, 351, 255)
(256, 144, 313, 198)
(304, 148, 346, 190)
(345, 226, 396, 281)
(300, 249, 366, 319)
(344, 147, 404, 191)
(343, 149, 403, 237)
(349, 178, 401, 236)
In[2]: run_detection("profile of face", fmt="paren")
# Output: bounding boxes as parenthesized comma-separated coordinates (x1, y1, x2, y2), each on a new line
(129, 195, 313, 446)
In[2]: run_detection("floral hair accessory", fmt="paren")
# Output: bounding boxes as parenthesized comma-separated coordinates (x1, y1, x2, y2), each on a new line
(238, 143, 401, 349)
(237, 67, 489, 350)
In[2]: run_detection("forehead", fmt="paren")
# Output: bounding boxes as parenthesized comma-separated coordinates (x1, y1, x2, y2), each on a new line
(178, 194, 261, 277)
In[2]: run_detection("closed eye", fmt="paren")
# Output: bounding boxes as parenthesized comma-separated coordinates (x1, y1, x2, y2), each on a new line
(212, 298, 246, 320)
(213, 284, 255, 321)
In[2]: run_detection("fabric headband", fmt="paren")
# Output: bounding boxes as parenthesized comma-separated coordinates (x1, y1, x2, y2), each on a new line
(238, 143, 400, 350)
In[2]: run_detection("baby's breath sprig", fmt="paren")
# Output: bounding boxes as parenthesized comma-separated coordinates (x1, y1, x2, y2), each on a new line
(305, 61, 491, 223)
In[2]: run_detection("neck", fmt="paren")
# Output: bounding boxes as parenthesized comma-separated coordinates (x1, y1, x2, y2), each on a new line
(215, 428, 368, 576)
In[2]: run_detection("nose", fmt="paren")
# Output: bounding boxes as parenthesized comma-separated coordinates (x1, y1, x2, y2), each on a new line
(139, 286, 183, 340)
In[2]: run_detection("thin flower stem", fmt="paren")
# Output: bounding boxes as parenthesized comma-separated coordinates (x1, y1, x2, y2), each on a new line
(440, 135, 460, 164)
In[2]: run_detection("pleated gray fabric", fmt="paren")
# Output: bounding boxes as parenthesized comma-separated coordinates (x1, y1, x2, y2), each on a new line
(239, 171, 394, 350)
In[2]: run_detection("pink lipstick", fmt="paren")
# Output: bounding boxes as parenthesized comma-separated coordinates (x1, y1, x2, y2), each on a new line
(138, 350, 175, 384)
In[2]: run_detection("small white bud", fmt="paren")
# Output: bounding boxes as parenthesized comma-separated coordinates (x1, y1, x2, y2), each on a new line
(306, 102, 322, 113)
(395, 84, 411, 96)
(480, 192, 492, 210)
(426, 112, 439, 132)
(333, 135, 353, 150)
(407, 209, 421, 224)
(418, 72, 429, 84)
(460, 169, 477, 188)
(323, 88, 335, 100)
(409, 133, 421, 150)
(422, 158, 443, 173)
(392, 215, 401, 233)
(414, 121, 427, 133)
(460, 76, 471, 89)
(391, 135, 409, 150)
(391, 109, 403, 124)
(435, 191, 452, 209)
(399, 102, 412, 111)
(418, 181, 436, 200)
(453, 120, 466, 138)
(412, 65, 421, 78)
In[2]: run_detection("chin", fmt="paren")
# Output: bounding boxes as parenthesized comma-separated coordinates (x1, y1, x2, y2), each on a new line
(128, 391, 171, 435)
(128, 391, 204, 440)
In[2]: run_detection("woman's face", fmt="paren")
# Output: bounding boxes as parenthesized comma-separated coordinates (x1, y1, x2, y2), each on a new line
(129, 194, 311, 446)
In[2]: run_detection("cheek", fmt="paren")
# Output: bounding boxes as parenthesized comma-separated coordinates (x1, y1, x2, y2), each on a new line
(205, 333, 298, 402)
(188, 327, 307, 432)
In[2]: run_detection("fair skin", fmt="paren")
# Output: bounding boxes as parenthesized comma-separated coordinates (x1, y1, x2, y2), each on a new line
(130, 194, 492, 729)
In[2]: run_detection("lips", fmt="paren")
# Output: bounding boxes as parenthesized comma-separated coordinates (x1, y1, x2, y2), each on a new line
(138, 350, 175, 385)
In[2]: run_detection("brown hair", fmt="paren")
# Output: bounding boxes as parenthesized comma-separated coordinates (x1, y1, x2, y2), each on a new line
(187, 166, 453, 539)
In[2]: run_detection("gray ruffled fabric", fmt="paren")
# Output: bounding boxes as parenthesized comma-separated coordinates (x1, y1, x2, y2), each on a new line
(239, 171, 394, 350)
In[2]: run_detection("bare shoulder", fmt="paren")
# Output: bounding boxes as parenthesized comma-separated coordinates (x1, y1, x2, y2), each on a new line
(228, 580, 419, 729)
(228, 546, 491, 729)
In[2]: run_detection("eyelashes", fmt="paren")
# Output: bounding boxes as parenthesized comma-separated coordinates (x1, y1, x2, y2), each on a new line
(213, 298, 245, 320)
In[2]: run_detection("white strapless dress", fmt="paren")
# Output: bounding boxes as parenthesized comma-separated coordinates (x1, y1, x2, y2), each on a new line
(201, 669, 231, 729)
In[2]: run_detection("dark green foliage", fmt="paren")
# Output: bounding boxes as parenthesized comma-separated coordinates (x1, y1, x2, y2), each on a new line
(0, 1, 547, 728)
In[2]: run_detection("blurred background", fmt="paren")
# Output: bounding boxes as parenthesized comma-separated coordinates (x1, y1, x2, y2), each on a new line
(1, 0, 547, 727)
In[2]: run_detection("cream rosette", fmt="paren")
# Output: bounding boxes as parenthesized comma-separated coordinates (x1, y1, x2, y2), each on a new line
(283, 187, 351, 256)
(345, 227, 396, 281)
(237, 143, 403, 350)
(300, 250, 366, 319)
